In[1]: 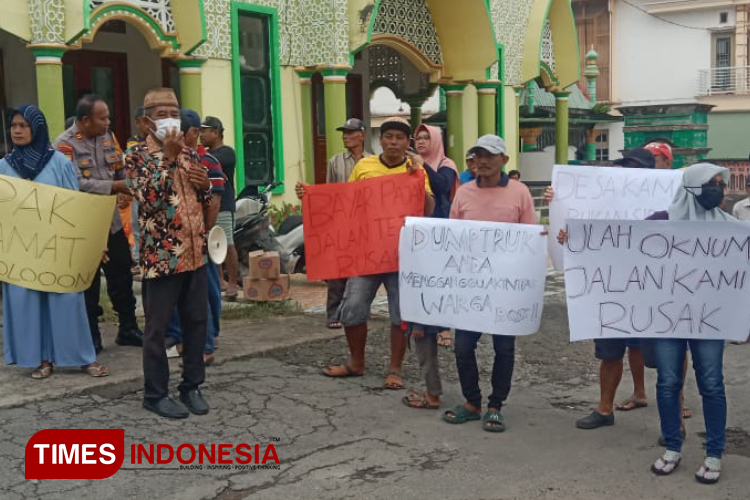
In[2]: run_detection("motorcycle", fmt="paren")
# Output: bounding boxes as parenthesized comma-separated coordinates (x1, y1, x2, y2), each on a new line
(233, 181, 305, 276)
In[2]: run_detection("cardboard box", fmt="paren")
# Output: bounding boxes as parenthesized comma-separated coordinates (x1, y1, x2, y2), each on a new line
(243, 274, 291, 301)
(247, 250, 281, 280)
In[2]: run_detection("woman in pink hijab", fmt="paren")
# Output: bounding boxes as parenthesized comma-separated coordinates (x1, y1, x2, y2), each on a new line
(413, 124, 460, 218)
(403, 125, 460, 409)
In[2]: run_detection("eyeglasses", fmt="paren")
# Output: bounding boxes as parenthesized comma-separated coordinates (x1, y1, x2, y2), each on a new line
(413, 135, 430, 142)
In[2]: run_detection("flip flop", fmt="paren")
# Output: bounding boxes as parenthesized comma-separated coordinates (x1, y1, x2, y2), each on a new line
(82, 362, 109, 378)
(322, 363, 363, 378)
(31, 363, 53, 380)
(402, 391, 440, 410)
(443, 405, 481, 424)
(437, 331, 452, 348)
(383, 372, 404, 390)
(327, 321, 343, 329)
(616, 398, 648, 411)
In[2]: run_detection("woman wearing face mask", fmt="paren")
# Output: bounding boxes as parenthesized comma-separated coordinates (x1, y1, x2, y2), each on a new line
(645, 163, 731, 484)
(1, 105, 107, 379)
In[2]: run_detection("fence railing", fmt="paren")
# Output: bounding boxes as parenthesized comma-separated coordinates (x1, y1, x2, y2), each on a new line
(696, 66, 750, 96)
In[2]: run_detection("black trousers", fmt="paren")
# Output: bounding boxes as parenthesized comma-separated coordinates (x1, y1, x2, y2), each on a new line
(142, 266, 208, 401)
(454, 330, 516, 410)
(326, 278, 348, 323)
(85, 229, 137, 333)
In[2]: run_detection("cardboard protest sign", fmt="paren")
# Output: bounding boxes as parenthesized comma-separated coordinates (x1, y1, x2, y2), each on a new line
(303, 171, 425, 281)
(399, 217, 548, 336)
(0, 174, 115, 293)
(564, 219, 750, 342)
(549, 165, 682, 270)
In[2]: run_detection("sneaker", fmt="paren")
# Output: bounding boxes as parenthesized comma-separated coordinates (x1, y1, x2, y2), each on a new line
(576, 411, 614, 429)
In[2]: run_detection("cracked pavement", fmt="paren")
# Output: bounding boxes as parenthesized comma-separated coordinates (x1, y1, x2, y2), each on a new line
(1, 274, 750, 500)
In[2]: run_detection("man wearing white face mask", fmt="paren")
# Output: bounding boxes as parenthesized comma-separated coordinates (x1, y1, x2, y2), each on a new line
(126, 88, 212, 419)
(54, 94, 144, 356)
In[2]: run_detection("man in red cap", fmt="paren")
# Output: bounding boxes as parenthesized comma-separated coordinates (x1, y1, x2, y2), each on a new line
(644, 142, 673, 170)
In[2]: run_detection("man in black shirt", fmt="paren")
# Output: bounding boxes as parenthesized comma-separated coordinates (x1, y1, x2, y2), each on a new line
(200, 117, 239, 298)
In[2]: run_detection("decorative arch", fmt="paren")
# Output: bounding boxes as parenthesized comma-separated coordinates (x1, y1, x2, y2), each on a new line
(363, 0, 497, 83)
(370, 34, 442, 80)
(67, 2, 181, 56)
(522, 0, 579, 88)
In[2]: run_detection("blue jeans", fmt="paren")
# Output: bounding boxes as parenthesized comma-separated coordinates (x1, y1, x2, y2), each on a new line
(653, 338, 726, 458)
(454, 330, 515, 410)
(167, 263, 222, 354)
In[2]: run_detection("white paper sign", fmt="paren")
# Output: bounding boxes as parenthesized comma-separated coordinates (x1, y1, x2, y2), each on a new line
(549, 165, 682, 270)
(399, 217, 548, 336)
(564, 219, 750, 342)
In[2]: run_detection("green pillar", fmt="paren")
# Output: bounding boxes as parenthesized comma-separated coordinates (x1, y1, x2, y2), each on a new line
(476, 82, 500, 136)
(320, 68, 350, 159)
(585, 129, 597, 161)
(443, 84, 465, 169)
(408, 100, 424, 129)
(296, 70, 315, 184)
(514, 87, 522, 162)
(554, 91, 570, 165)
(175, 58, 206, 114)
(31, 46, 67, 139)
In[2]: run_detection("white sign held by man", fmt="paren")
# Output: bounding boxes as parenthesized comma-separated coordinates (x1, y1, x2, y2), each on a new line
(549, 165, 682, 270)
(399, 217, 548, 336)
(564, 219, 750, 342)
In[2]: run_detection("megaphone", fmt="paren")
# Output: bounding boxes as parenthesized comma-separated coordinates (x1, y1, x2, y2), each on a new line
(207, 225, 228, 264)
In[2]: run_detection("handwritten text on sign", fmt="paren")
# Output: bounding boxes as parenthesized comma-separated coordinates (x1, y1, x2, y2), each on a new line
(303, 171, 425, 280)
(0, 174, 115, 293)
(548, 165, 682, 270)
(399, 217, 547, 336)
(564, 219, 750, 342)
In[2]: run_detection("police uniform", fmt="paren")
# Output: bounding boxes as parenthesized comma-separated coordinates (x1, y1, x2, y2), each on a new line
(54, 126, 143, 352)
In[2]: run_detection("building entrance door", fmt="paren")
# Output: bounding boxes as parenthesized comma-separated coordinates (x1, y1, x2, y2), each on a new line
(62, 50, 130, 147)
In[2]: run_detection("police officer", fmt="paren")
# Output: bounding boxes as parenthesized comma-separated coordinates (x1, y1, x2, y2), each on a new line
(54, 94, 143, 353)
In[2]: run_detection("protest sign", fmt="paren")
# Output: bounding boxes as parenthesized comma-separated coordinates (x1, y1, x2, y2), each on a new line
(303, 171, 425, 281)
(0, 174, 115, 293)
(399, 217, 547, 336)
(549, 165, 682, 270)
(564, 219, 750, 342)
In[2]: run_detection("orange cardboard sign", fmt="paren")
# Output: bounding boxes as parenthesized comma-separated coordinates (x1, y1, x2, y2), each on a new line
(303, 171, 425, 280)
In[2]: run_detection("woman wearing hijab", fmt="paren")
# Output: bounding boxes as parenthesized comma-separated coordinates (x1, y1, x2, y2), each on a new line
(1, 105, 108, 379)
(402, 125, 459, 409)
(647, 163, 731, 484)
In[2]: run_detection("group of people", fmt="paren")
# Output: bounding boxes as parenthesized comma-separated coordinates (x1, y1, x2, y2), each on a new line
(2, 88, 237, 420)
(298, 116, 740, 485)
(2, 94, 742, 483)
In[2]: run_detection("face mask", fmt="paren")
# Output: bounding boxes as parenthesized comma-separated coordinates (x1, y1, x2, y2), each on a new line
(690, 183, 724, 211)
(150, 117, 181, 142)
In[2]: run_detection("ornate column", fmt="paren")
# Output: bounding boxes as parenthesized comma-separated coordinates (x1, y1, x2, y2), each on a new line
(320, 67, 350, 159)
(296, 69, 315, 184)
(520, 127, 543, 152)
(554, 90, 571, 165)
(175, 58, 206, 114)
(585, 128, 597, 161)
(442, 84, 466, 168)
(475, 81, 501, 137)
(30, 45, 67, 139)
(583, 47, 600, 105)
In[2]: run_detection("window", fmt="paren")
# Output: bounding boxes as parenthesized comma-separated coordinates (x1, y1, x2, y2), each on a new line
(232, 5, 283, 191)
(713, 35, 733, 89)
(594, 130, 609, 161)
(720, 12, 728, 24)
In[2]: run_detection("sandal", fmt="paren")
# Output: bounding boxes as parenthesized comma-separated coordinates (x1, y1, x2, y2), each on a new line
(616, 398, 648, 411)
(322, 363, 363, 378)
(327, 321, 343, 329)
(82, 362, 109, 377)
(482, 410, 506, 432)
(402, 390, 440, 410)
(383, 371, 404, 390)
(695, 457, 721, 484)
(437, 331, 452, 348)
(651, 451, 681, 476)
(443, 405, 481, 424)
(31, 362, 53, 380)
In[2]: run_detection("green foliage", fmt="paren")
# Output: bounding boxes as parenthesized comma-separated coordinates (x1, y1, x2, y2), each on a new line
(591, 102, 612, 115)
(269, 201, 302, 231)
